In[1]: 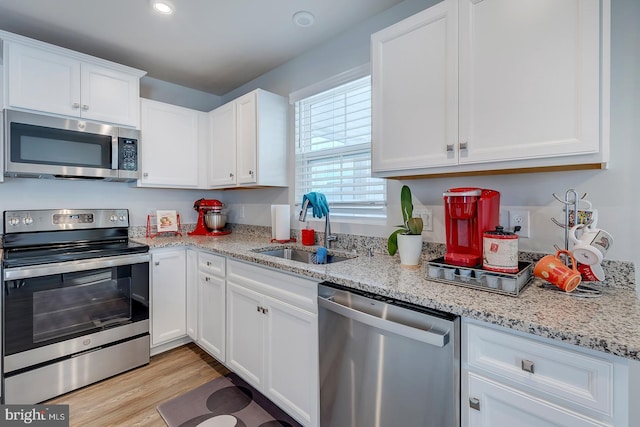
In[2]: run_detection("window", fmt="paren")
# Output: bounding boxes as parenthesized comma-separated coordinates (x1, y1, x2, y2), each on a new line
(293, 74, 386, 219)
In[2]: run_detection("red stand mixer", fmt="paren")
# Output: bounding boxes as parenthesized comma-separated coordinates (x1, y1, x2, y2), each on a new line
(443, 188, 500, 267)
(188, 199, 231, 236)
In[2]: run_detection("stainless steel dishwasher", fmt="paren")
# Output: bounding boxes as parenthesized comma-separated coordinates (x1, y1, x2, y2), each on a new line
(318, 282, 460, 427)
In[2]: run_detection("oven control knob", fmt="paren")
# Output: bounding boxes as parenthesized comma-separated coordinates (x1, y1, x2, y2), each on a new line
(9, 217, 20, 226)
(23, 217, 33, 225)
(119, 215, 126, 222)
(83, 338, 91, 346)
(110, 215, 117, 222)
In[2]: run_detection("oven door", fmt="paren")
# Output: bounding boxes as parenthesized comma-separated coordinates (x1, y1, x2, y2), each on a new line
(2, 253, 149, 373)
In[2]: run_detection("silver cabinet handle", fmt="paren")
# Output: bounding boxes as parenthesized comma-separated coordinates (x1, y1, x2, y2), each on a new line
(446, 144, 455, 152)
(521, 359, 535, 373)
(229, 172, 234, 178)
(469, 397, 481, 411)
(249, 170, 254, 176)
(72, 102, 80, 109)
(459, 141, 468, 150)
(82, 104, 89, 111)
(143, 172, 149, 178)
(206, 261, 212, 266)
(205, 276, 210, 282)
(318, 295, 449, 347)
(257, 306, 261, 312)
(154, 261, 160, 266)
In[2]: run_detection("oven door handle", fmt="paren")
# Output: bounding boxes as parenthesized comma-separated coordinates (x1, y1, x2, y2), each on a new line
(3, 253, 150, 280)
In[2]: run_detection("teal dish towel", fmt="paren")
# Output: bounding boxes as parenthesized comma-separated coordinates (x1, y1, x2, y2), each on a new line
(302, 192, 329, 219)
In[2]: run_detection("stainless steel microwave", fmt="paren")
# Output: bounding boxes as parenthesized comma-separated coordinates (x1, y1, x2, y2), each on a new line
(3, 109, 140, 181)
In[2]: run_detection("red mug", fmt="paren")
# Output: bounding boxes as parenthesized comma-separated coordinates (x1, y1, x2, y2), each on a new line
(301, 229, 315, 246)
(533, 250, 581, 292)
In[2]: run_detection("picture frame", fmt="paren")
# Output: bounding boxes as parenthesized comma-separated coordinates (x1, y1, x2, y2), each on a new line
(156, 210, 178, 232)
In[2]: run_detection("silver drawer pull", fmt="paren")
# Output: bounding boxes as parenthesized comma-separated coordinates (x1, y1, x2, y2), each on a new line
(446, 144, 454, 152)
(459, 141, 468, 150)
(469, 397, 481, 411)
(521, 359, 535, 373)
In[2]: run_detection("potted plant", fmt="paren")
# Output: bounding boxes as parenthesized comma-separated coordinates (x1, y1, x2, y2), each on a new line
(388, 185, 424, 267)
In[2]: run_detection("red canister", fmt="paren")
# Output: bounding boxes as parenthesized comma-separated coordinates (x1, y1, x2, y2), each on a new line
(483, 226, 519, 273)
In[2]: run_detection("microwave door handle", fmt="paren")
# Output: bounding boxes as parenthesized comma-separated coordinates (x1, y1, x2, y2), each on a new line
(112, 135, 119, 170)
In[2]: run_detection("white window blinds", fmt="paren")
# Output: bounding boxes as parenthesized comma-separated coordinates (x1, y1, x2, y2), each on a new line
(294, 75, 386, 218)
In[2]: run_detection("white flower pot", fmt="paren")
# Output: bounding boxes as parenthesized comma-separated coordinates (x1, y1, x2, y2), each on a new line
(397, 234, 423, 267)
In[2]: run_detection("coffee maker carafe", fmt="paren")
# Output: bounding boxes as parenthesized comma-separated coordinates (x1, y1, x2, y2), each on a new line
(444, 188, 500, 267)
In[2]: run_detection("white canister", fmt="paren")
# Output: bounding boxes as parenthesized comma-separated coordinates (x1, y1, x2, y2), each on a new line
(483, 226, 519, 273)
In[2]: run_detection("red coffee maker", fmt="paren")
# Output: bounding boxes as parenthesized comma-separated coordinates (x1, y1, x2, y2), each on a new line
(444, 188, 500, 267)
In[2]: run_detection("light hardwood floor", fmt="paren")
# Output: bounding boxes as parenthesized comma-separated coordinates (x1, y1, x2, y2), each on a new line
(46, 343, 230, 427)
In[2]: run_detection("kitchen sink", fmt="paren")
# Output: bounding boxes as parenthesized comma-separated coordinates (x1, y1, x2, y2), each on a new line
(254, 247, 353, 264)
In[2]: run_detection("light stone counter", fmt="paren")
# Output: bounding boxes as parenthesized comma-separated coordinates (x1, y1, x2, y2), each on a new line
(136, 232, 640, 362)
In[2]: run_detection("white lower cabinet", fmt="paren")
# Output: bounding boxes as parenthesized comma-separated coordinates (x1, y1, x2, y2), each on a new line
(150, 248, 187, 347)
(197, 251, 226, 362)
(462, 319, 628, 427)
(226, 259, 319, 427)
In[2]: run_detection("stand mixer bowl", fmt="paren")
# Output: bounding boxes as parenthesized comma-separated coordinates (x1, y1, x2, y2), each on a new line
(204, 211, 227, 231)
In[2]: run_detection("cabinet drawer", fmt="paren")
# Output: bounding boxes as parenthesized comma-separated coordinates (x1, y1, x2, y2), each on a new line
(465, 322, 613, 417)
(198, 251, 225, 277)
(227, 259, 317, 313)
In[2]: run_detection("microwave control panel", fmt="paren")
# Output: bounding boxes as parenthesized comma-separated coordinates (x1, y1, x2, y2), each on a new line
(118, 138, 138, 171)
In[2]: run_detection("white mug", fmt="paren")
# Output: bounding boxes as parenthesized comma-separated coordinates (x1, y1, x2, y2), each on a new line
(569, 224, 613, 266)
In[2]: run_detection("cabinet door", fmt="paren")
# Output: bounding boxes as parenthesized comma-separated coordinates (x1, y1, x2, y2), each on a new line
(186, 249, 198, 340)
(140, 99, 200, 187)
(226, 282, 264, 389)
(467, 373, 605, 427)
(80, 63, 139, 126)
(371, 0, 458, 172)
(198, 271, 226, 362)
(7, 42, 81, 117)
(264, 296, 319, 427)
(151, 249, 187, 346)
(235, 92, 258, 184)
(458, 0, 601, 164)
(208, 102, 237, 187)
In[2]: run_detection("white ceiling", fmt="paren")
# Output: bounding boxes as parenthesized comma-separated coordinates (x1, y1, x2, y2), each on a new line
(0, 0, 404, 96)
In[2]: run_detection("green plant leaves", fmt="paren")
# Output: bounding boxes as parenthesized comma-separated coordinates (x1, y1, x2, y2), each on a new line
(407, 217, 423, 235)
(400, 185, 413, 224)
(387, 228, 404, 256)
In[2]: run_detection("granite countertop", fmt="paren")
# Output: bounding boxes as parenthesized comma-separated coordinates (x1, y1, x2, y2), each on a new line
(136, 232, 640, 362)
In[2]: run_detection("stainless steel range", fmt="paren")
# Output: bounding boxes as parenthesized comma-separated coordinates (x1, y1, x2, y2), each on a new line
(1, 209, 150, 404)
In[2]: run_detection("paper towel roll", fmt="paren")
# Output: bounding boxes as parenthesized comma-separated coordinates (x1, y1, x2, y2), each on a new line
(271, 204, 290, 241)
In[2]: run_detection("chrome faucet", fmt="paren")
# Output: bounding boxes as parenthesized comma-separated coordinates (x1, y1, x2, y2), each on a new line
(298, 199, 337, 248)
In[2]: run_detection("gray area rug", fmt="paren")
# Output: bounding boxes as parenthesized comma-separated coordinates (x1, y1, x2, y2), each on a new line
(157, 372, 301, 427)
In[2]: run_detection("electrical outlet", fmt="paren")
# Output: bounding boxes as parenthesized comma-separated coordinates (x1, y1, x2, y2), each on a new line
(239, 205, 245, 219)
(415, 208, 433, 232)
(508, 210, 530, 238)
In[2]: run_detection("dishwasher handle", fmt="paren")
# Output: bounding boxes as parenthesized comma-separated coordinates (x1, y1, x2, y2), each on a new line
(318, 294, 449, 348)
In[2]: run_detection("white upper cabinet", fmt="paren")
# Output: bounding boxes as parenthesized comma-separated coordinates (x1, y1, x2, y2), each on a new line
(371, 0, 609, 177)
(138, 98, 201, 188)
(372, 0, 459, 171)
(2, 34, 144, 127)
(208, 102, 237, 187)
(208, 89, 288, 189)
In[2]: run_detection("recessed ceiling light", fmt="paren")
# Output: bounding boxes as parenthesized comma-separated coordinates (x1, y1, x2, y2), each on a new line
(292, 11, 315, 28)
(150, 0, 174, 15)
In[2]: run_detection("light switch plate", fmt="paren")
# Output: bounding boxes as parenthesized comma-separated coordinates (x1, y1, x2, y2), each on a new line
(415, 208, 433, 232)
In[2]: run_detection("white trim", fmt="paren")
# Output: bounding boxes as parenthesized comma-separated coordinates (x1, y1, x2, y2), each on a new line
(289, 63, 371, 104)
